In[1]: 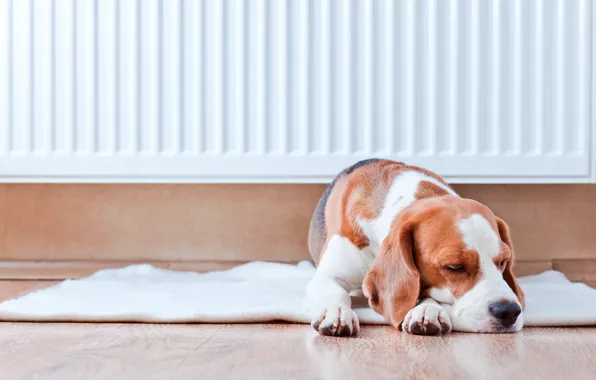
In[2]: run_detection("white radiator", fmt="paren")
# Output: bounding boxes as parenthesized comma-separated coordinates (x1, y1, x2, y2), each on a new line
(0, 0, 593, 183)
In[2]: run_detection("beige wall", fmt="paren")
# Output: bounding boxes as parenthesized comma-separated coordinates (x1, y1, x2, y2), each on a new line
(0, 184, 595, 284)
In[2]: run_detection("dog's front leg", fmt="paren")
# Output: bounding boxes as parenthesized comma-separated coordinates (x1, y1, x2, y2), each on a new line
(303, 235, 366, 337)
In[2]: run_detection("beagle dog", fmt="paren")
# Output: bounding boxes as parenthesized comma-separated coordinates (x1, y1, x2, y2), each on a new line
(303, 158, 524, 336)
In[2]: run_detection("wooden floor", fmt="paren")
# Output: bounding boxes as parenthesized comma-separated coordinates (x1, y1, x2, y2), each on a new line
(1, 282, 596, 380)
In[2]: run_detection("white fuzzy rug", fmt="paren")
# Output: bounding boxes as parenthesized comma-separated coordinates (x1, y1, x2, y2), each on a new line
(1, 261, 596, 327)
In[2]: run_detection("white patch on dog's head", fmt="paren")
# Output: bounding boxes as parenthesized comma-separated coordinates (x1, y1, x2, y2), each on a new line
(459, 214, 500, 260)
(446, 213, 524, 333)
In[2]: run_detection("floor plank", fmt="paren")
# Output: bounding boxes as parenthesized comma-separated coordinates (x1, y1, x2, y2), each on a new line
(0, 282, 596, 379)
(0, 323, 594, 380)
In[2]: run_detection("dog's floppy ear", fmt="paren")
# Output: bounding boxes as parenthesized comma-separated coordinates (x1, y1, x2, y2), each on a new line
(496, 217, 525, 309)
(362, 219, 420, 329)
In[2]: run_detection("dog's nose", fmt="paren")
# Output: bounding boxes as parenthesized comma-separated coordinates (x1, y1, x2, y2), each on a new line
(488, 301, 521, 327)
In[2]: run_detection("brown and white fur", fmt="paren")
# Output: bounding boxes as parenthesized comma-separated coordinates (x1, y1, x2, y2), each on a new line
(303, 159, 525, 337)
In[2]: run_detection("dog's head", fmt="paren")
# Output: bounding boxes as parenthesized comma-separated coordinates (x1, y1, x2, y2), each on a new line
(362, 196, 525, 333)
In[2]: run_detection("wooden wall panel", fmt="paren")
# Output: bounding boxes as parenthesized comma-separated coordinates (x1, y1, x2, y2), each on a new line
(455, 185, 596, 261)
(1, 184, 595, 281)
(3, 184, 324, 262)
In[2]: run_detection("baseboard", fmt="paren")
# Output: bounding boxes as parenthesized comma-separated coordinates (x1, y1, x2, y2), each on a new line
(552, 259, 596, 285)
(513, 260, 553, 277)
(0, 258, 561, 281)
(0, 260, 300, 280)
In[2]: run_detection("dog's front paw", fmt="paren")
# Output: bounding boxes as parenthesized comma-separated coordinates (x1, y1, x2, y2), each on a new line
(311, 306, 360, 337)
(402, 303, 452, 336)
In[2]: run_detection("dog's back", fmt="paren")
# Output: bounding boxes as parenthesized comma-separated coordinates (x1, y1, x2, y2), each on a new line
(307, 158, 382, 264)
(307, 158, 454, 265)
